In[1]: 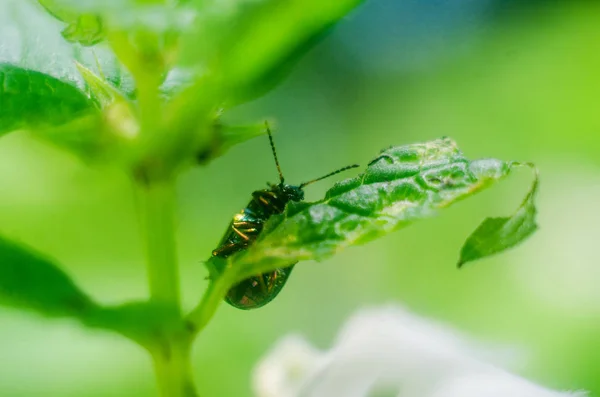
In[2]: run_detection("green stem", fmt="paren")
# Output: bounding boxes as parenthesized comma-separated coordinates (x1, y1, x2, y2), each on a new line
(135, 180, 198, 397)
(185, 275, 231, 336)
(136, 180, 180, 306)
(151, 340, 198, 397)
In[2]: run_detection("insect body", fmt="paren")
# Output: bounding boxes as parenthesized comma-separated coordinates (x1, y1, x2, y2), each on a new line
(211, 125, 358, 310)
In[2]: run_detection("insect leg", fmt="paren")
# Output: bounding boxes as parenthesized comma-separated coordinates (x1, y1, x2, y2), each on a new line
(212, 242, 242, 257)
(256, 274, 269, 294)
(252, 191, 283, 212)
(233, 220, 261, 228)
(233, 221, 262, 236)
(232, 226, 251, 241)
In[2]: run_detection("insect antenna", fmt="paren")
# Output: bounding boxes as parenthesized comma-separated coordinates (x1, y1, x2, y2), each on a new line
(265, 121, 285, 184)
(299, 164, 360, 188)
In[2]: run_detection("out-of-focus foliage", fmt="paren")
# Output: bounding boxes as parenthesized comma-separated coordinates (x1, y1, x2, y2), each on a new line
(183, 0, 363, 105)
(0, 0, 365, 177)
(0, 235, 95, 318)
(37, 0, 104, 46)
(0, 235, 180, 349)
(0, 64, 96, 135)
(0, 0, 597, 396)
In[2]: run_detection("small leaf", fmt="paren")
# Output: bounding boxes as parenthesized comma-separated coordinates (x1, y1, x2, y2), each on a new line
(75, 61, 129, 107)
(457, 163, 539, 267)
(74, 45, 137, 99)
(165, 0, 365, 166)
(196, 121, 267, 165)
(0, 235, 96, 319)
(209, 138, 538, 284)
(0, 64, 96, 135)
(37, 0, 105, 46)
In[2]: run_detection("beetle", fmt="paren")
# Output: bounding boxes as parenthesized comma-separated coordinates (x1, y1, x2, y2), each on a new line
(211, 123, 359, 309)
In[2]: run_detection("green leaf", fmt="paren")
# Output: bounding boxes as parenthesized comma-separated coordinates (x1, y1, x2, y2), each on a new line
(196, 120, 267, 165)
(457, 163, 539, 267)
(83, 301, 182, 349)
(38, 0, 105, 46)
(209, 138, 538, 284)
(0, 234, 181, 348)
(185, 0, 364, 105)
(0, 64, 96, 135)
(32, 113, 116, 162)
(0, 63, 139, 163)
(0, 235, 96, 319)
(0, 0, 133, 100)
(167, 0, 364, 168)
(75, 61, 129, 107)
(73, 45, 136, 99)
(0, 0, 78, 77)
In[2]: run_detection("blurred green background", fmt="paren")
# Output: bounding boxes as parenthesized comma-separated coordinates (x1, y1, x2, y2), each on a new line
(1, 0, 599, 395)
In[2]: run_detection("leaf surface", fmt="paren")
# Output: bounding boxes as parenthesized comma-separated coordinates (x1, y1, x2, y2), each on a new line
(0, 235, 95, 319)
(458, 163, 539, 267)
(0, 64, 96, 135)
(208, 138, 538, 283)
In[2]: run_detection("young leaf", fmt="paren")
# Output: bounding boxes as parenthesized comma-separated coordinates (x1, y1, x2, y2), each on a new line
(0, 64, 139, 163)
(457, 163, 539, 267)
(75, 61, 130, 107)
(0, 235, 182, 348)
(208, 138, 537, 284)
(0, 235, 96, 319)
(74, 45, 136, 99)
(196, 121, 268, 165)
(37, 0, 105, 46)
(167, 0, 365, 170)
(0, 64, 96, 135)
(221, 0, 364, 104)
(0, 0, 133, 100)
(184, 0, 364, 106)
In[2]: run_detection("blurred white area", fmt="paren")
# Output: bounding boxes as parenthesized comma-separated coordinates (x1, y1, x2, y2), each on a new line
(252, 335, 326, 397)
(253, 306, 587, 397)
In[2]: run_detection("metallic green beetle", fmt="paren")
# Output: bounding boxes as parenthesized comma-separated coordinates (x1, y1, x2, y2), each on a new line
(211, 124, 358, 309)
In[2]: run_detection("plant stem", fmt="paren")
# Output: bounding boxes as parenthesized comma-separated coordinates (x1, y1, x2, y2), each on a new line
(136, 179, 198, 396)
(186, 275, 231, 336)
(137, 180, 180, 306)
(151, 339, 198, 397)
